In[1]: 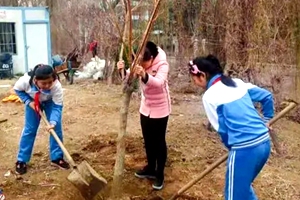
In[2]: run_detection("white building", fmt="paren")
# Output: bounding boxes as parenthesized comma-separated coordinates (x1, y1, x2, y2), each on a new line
(0, 7, 51, 74)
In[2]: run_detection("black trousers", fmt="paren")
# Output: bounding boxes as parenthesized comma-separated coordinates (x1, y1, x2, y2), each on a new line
(140, 114, 169, 179)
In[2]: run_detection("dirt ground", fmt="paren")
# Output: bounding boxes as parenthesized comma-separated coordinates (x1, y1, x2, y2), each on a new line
(0, 78, 300, 200)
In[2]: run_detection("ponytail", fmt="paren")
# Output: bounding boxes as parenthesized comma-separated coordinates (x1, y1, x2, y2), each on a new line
(207, 55, 236, 87)
(29, 65, 40, 86)
(220, 74, 236, 87)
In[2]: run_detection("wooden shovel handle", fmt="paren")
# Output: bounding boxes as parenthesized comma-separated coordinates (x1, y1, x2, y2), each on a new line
(268, 101, 298, 126)
(169, 101, 298, 200)
(168, 153, 229, 200)
(268, 101, 298, 154)
(39, 111, 77, 168)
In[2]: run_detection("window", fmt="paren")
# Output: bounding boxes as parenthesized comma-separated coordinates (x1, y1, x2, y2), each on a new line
(132, 14, 139, 29)
(0, 23, 17, 54)
(132, 15, 139, 20)
(132, 0, 139, 6)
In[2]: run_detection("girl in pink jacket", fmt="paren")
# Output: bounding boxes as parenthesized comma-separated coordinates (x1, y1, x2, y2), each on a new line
(117, 41, 171, 190)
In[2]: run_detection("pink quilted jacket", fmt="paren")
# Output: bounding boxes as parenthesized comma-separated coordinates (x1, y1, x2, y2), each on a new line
(139, 47, 171, 118)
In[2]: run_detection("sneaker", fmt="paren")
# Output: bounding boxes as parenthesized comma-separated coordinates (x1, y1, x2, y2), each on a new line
(152, 177, 164, 190)
(0, 188, 5, 200)
(134, 166, 156, 179)
(51, 159, 70, 170)
(15, 161, 27, 175)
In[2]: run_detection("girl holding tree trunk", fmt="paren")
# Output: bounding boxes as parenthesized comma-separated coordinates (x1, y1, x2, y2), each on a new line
(117, 41, 171, 190)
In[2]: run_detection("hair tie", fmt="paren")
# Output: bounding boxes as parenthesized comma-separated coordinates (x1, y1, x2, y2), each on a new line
(189, 61, 201, 75)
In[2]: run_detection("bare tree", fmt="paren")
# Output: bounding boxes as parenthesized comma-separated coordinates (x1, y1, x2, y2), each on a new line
(111, 0, 163, 197)
(294, 0, 300, 102)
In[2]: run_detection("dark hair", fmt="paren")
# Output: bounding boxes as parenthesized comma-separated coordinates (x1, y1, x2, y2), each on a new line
(28, 64, 58, 86)
(189, 55, 236, 87)
(143, 41, 159, 61)
(131, 41, 159, 62)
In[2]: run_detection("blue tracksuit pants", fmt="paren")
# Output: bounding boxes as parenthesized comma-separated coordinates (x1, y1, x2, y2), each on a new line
(225, 140, 271, 200)
(17, 101, 64, 162)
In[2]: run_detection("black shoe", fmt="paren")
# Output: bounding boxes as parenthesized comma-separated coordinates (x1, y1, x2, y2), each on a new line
(152, 177, 164, 190)
(51, 159, 70, 170)
(16, 161, 27, 175)
(134, 166, 156, 179)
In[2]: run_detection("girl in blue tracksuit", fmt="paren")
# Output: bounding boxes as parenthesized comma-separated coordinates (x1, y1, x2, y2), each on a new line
(188, 55, 274, 200)
(13, 64, 69, 175)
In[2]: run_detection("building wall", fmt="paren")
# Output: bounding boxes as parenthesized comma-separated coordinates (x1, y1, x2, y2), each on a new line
(0, 7, 51, 74)
(0, 9, 25, 74)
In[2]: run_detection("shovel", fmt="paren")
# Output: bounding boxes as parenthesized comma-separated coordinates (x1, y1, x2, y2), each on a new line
(39, 111, 107, 199)
(167, 100, 298, 200)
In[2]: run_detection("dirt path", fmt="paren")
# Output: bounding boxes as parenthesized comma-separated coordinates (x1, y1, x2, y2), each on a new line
(0, 79, 300, 200)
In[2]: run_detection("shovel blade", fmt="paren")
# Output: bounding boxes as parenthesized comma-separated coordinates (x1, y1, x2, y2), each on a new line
(67, 160, 107, 199)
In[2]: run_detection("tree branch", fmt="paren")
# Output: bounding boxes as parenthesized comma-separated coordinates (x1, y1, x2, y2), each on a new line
(128, 0, 163, 82)
(131, 0, 143, 12)
(126, 0, 133, 66)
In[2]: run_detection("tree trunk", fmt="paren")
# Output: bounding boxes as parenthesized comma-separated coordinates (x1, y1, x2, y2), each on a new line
(295, 0, 300, 102)
(225, 0, 257, 80)
(192, 35, 199, 57)
(107, 0, 127, 85)
(1, 0, 18, 6)
(239, 0, 256, 67)
(111, 89, 132, 197)
(79, 17, 85, 56)
(212, 0, 226, 64)
(46, 0, 57, 19)
(46, 0, 57, 53)
(108, 21, 127, 85)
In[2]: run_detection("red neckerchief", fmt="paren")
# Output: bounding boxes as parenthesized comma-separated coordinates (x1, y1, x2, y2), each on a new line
(212, 77, 221, 85)
(34, 90, 41, 118)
